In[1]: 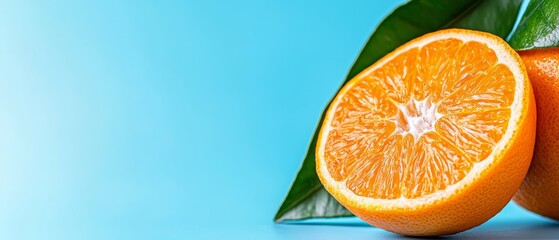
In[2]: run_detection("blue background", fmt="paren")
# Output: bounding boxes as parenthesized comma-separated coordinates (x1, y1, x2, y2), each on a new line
(0, 0, 556, 239)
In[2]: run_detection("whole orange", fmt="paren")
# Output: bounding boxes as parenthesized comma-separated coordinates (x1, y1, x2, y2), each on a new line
(514, 48, 559, 219)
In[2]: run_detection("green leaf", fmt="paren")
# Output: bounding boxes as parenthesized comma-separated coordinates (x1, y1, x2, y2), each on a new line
(275, 0, 523, 222)
(509, 0, 559, 50)
(274, 135, 353, 222)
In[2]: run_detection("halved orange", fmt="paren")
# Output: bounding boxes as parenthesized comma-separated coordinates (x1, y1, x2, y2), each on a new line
(316, 29, 536, 236)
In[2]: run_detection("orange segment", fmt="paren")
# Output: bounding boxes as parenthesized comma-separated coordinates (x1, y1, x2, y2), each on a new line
(434, 41, 499, 101)
(324, 120, 395, 181)
(316, 29, 536, 236)
(405, 132, 473, 199)
(329, 77, 398, 128)
(369, 48, 418, 103)
(414, 38, 462, 101)
(436, 109, 510, 161)
(438, 64, 516, 114)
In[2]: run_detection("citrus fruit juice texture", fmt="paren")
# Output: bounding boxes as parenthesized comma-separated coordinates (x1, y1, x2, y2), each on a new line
(316, 29, 536, 236)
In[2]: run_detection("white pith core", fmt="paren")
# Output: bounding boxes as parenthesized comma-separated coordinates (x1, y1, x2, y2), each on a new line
(317, 30, 527, 210)
(393, 98, 442, 141)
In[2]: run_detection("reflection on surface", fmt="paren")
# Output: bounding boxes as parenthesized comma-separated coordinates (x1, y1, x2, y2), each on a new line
(381, 221, 559, 239)
(277, 203, 559, 239)
(454, 221, 559, 240)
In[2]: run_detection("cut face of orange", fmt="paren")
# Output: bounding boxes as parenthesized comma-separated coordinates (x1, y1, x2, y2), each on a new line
(316, 29, 536, 236)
